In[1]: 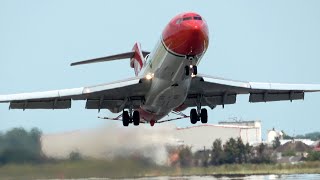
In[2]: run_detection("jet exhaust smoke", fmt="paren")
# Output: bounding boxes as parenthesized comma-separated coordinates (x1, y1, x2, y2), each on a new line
(41, 122, 178, 165)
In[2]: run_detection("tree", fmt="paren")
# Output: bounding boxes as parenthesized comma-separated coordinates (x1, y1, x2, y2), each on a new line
(69, 151, 82, 161)
(244, 143, 252, 163)
(0, 127, 43, 164)
(272, 136, 281, 150)
(251, 143, 273, 164)
(306, 151, 320, 161)
(296, 132, 320, 141)
(178, 146, 193, 167)
(211, 139, 224, 165)
(224, 138, 238, 164)
(305, 132, 320, 141)
(282, 130, 293, 140)
(194, 149, 210, 167)
(236, 137, 246, 163)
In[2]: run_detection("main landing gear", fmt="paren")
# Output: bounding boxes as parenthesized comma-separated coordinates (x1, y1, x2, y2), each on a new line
(190, 108, 208, 124)
(122, 109, 140, 127)
(190, 94, 208, 124)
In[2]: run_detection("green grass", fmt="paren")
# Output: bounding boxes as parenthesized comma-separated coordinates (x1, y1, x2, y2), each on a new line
(0, 160, 319, 180)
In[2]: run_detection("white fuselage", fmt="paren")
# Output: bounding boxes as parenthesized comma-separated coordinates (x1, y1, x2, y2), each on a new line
(139, 40, 202, 122)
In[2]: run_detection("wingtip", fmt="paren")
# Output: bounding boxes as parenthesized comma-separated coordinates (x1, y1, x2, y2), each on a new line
(70, 62, 78, 66)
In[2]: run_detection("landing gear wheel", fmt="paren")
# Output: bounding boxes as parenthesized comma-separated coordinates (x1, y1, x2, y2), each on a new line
(193, 66, 198, 75)
(133, 111, 140, 126)
(122, 111, 130, 127)
(185, 66, 190, 76)
(200, 108, 208, 124)
(190, 108, 198, 124)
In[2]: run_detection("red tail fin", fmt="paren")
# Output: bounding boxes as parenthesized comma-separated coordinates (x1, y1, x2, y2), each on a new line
(130, 42, 144, 76)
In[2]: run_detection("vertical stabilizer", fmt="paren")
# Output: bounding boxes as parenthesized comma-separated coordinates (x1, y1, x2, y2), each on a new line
(130, 42, 144, 76)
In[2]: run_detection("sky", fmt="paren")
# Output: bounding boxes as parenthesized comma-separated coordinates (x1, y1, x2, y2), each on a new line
(1, 0, 320, 138)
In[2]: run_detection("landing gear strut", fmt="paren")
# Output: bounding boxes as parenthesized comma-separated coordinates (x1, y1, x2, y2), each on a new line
(185, 56, 198, 76)
(190, 94, 208, 124)
(184, 65, 197, 76)
(193, 65, 197, 75)
(185, 66, 190, 76)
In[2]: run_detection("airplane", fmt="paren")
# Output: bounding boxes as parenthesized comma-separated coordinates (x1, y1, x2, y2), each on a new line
(1, 12, 320, 127)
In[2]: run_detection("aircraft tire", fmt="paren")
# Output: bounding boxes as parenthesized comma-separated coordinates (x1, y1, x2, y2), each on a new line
(200, 108, 208, 123)
(193, 66, 197, 75)
(122, 111, 130, 127)
(133, 111, 140, 126)
(190, 109, 198, 124)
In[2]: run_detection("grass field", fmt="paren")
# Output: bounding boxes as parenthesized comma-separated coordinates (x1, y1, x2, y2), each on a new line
(0, 160, 319, 180)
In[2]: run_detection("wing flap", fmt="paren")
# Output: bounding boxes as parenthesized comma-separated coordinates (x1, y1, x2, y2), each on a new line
(86, 98, 142, 113)
(249, 92, 304, 103)
(185, 94, 236, 108)
(10, 99, 71, 110)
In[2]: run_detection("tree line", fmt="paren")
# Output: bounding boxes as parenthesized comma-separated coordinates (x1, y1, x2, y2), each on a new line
(0, 128, 43, 164)
(0, 128, 272, 166)
(0, 127, 319, 166)
(174, 137, 274, 168)
(282, 131, 320, 141)
(175, 137, 320, 168)
(295, 132, 320, 141)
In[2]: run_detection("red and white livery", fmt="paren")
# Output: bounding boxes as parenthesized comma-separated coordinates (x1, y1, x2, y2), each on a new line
(1, 12, 320, 127)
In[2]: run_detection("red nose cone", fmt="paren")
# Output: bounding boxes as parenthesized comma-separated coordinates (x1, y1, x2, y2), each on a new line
(162, 12, 209, 56)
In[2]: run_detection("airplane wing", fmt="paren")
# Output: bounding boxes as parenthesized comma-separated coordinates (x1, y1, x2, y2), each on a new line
(0, 76, 151, 112)
(184, 74, 320, 109)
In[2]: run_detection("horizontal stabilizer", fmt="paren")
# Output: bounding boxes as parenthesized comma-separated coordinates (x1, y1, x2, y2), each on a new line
(71, 51, 150, 66)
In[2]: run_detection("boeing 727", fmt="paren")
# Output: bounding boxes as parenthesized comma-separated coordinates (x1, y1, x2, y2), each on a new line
(1, 12, 320, 127)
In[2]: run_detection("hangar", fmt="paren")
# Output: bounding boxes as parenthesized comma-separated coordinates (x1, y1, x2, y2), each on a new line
(174, 121, 262, 151)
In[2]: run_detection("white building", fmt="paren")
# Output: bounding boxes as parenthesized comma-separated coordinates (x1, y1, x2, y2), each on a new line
(280, 139, 315, 146)
(174, 120, 262, 151)
(267, 128, 283, 143)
